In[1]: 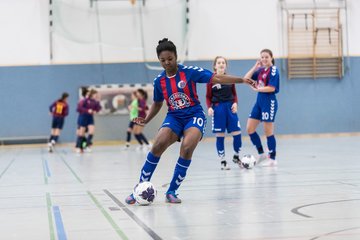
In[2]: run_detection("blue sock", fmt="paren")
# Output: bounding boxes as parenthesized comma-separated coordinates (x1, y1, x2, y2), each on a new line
(249, 132, 264, 154)
(49, 135, 54, 142)
(139, 152, 160, 182)
(167, 157, 191, 193)
(54, 135, 59, 142)
(87, 134, 93, 146)
(216, 136, 225, 157)
(75, 136, 82, 148)
(134, 134, 143, 145)
(126, 132, 131, 142)
(267, 135, 276, 160)
(232, 134, 242, 154)
(140, 133, 149, 145)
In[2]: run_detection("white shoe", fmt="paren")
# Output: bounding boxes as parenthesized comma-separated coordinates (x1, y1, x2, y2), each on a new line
(75, 148, 82, 154)
(51, 139, 56, 145)
(48, 143, 53, 153)
(84, 147, 92, 153)
(257, 153, 268, 165)
(219, 155, 230, 170)
(259, 159, 278, 167)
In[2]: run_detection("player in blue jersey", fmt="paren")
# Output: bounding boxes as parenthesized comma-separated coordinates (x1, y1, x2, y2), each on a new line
(48, 92, 69, 152)
(125, 38, 253, 204)
(245, 49, 280, 167)
(206, 56, 243, 170)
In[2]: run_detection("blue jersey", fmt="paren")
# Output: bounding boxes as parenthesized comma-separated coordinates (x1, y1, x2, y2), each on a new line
(153, 64, 214, 116)
(250, 65, 280, 122)
(252, 66, 280, 94)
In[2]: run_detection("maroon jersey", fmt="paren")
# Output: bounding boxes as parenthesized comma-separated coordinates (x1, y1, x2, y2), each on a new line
(49, 100, 69, 117)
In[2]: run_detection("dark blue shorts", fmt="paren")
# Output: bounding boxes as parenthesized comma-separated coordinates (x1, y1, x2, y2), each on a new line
(211, 102, 241, 133)
(52, 117, 65, 129)
(78, 115, 94, 127)
(161, 110, 207, 139)
(249, 95, 278, 122)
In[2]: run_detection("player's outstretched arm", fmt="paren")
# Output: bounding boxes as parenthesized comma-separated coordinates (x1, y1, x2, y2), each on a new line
(212, 74, 253, 85)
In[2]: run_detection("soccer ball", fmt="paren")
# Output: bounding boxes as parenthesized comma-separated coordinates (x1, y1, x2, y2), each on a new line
(133, 181, 157, 205)
(241, 154, 257, 169)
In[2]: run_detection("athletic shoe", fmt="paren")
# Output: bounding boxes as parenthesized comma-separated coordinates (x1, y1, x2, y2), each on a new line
(75, 148, 82, 154)
(84, 147, 92, 153)
(221, 160, 230, 170)
(232, 154, 240, 164)
(165, 191, 182, 204)
(124, 142, 130, 150)
(48, 143, 53, 153)
(125, 193, 136, 205)
(259, 159, 278, 167)
(257, 153, 268, 165)
(51, 140, 56, 146)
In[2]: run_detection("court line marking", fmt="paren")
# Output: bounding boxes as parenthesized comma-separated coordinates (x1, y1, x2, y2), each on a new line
(309, 226, 360, 240)
(46, 193, 56, 240)
(53, 205, 68, 240)
(291, 199, 360, 218)
(0, 158, 16, 179)
(104, 189, 163, 240)
(56, 151, 83, 183)
(87, 191, 129, 240)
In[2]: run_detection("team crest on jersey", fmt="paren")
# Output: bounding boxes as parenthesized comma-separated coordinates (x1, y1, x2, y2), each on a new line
(169, 92, 191, 110)
(177, 80, 187, 89)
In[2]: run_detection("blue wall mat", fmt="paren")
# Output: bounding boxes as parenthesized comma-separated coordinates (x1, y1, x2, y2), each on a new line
(0, 58, 358, 143)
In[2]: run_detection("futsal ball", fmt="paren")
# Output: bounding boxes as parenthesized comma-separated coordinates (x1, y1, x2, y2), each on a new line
(133, 181, 157, 205)
(241, 154, 257, 169)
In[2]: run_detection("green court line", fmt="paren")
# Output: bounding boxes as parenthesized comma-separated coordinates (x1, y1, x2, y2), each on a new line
(46, 193, 56, 240)
(0, 158, 15, 179)
(58, 154, 83, 183)
(87, 191, 129, 240)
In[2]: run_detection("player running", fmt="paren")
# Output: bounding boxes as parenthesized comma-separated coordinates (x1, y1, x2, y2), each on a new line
(48, 92, 69, 152)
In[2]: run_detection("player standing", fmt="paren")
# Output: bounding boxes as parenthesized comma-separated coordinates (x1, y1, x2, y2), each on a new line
(75, 89, 101, 153)
(48, 92, 69, 152)
(206, 56, 243, 170)
(125, 38, 252, 204)
(245, 49, 280, 166)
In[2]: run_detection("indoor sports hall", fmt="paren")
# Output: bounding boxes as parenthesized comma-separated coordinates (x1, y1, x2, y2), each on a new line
(0, 0, 359, 239)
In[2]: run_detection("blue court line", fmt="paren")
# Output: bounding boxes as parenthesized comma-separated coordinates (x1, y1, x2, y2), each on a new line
(43, 159, 51, 177)
(53, 206, 67, 240)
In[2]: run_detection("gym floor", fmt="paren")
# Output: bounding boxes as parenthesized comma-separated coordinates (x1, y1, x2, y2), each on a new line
(0, 134, 359, 240)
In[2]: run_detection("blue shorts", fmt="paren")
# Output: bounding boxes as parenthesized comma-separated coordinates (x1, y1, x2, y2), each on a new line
(51, 117, 65, 129)
(212, 102, 241, 133)
(128, 121, 135, 129)
(249, 94, 278, 122)
(161, 111, 207, 139)
(78, 114, 94, 127)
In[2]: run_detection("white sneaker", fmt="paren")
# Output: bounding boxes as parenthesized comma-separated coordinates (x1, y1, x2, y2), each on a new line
(51, 139, 56, 145)
(259, 159, 278, 167)
(257, 153, 268, 165)
(75, 148, 82, 154)
(84, 147, 92, 153)
(48, 143, 53, 153)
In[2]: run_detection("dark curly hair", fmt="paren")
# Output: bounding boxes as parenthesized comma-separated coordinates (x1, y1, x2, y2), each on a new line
(156, 38, 177, 58)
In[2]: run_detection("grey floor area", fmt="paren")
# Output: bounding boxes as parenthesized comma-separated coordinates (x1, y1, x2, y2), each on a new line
(0, 134, 360, 240)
